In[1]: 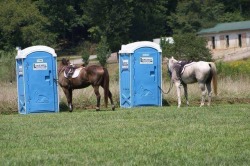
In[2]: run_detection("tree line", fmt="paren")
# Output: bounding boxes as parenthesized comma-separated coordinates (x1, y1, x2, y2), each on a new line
(0, 0, 249, 56)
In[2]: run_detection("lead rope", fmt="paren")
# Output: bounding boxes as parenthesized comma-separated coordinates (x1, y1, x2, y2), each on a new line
(158, 64, 174, 95)
(158, 79, 173, 94)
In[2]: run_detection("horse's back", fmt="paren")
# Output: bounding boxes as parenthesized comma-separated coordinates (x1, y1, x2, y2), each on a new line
(86, 65, 105, 75)
(182, 61, 211, 83)
(194, 61, 211, 71)
(194, 61, 212, 81)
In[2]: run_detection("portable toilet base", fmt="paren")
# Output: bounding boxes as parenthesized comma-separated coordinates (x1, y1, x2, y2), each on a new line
(16, 46, 59, 114)
(119, 41, 162, 108)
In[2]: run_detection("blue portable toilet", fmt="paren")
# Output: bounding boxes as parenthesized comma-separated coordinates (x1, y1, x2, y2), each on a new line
(16, 46, 59, 114)
(119, 41, 162, 108)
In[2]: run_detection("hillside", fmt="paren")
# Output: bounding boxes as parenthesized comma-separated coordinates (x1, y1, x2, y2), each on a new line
(213, 47, 250, 61)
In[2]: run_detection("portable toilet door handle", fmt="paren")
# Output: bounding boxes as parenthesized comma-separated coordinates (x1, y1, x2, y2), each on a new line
(150, 66, 156, 81)
(45, 70, 52, 85)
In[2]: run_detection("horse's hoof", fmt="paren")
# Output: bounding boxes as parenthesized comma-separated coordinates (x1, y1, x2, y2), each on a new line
(112, 106, 115, 111)
(96, 107, 100, 111)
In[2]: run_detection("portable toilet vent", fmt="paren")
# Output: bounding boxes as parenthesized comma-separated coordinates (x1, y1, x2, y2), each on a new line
(119, 41, 162, 108)
(16, 46, 59, 114)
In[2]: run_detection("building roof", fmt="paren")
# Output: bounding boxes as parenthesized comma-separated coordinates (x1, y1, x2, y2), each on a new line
(198, 20, 250, 35)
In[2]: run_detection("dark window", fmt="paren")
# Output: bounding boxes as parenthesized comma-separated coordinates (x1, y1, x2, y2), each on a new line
(226, 35, 229, 47)
(212, 36, 215, 49)
(238, 34, 242, 47)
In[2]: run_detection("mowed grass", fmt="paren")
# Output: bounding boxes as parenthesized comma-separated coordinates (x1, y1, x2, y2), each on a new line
(0, 105, 249, 165)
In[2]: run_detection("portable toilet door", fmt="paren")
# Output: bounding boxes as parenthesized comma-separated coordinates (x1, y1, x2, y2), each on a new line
(119, 41, 162, 108)
(16, 46, 59, 114)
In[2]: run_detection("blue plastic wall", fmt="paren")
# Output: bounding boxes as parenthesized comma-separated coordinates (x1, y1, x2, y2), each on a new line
(16, 48, 59, 114)
(119, 46, 162, 108)
(119, 54, 132, 107)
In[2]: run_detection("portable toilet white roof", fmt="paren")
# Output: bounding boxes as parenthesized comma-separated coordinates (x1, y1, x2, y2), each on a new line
(16, 45, 57, 59)
(119, 41, 162, 54)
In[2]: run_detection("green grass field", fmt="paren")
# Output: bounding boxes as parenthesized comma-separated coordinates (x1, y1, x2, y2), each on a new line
(1, 104, 249, 165)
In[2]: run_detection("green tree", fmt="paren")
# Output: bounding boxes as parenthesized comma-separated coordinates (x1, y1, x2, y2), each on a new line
(0, 0, 56, 50)
(160, 37, 174, 58)
(83, 0, 134, 51)
(0, 50, 16, 81)
(130, 0, 168, 41)
(168, 0, 203, 34)
(217, 0, 250, 19)
(81, 50, 90, 66)
(35, 0, 87, 46)
(161, 33, 212, 61)
(218, 12, 245, 22)
(96, 36, 111, 67)
(168, 0, 248, 34)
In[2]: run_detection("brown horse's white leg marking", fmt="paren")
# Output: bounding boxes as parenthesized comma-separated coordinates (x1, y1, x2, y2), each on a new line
(62, 87, 73, 112)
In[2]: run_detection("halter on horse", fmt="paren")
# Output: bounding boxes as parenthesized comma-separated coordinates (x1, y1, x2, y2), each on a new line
(167, 57, 217, 108)
(58, 58, 115, 111)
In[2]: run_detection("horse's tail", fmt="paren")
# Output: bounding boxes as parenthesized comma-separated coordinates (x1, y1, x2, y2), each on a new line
(102, 67, 109, 108)
(209, 62, 218, 96)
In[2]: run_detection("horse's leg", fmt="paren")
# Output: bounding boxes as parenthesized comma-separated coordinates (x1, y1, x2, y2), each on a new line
(174, 81, 182, 108)
(69, 89, 73, 111)
(183, 83, 189, 106)
(108, 90, 115, 111)
(100, 82, 115, 111)
(93, 85, 101, 111)
(199, 82, 206, 107)
(206, 82, 212, 106)
(62, 87, 73, 112)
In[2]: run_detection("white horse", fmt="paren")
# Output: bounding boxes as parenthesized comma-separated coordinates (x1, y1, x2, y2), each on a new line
(167, 57, 217, 108)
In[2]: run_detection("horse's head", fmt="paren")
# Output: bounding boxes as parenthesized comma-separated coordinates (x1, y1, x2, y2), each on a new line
(170, 56, 178, 63)
(167, 57, 177, 70)
(62, 58, 70, 66)
(58, 58, 70, 75)
(166, 57, 178, 77)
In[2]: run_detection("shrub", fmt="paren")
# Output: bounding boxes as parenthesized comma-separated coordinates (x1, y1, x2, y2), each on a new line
(81, 50, 90, 66)
(161, 33, 212, 61)
(76, 41, 97, 66)
(0, 50, 16, 82)
(96, 36, 111, 67)
(216, 59, 250, 77)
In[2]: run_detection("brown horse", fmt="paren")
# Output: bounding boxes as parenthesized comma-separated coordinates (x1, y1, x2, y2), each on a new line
(58, 58, 115, 111)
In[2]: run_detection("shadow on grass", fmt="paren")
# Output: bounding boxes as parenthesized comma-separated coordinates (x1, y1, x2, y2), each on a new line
(162, 98, 171, 106)
(59, 102, 70, 112)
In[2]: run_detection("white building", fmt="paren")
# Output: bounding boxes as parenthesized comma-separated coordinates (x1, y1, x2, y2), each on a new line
(198, 20, 250, 50)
